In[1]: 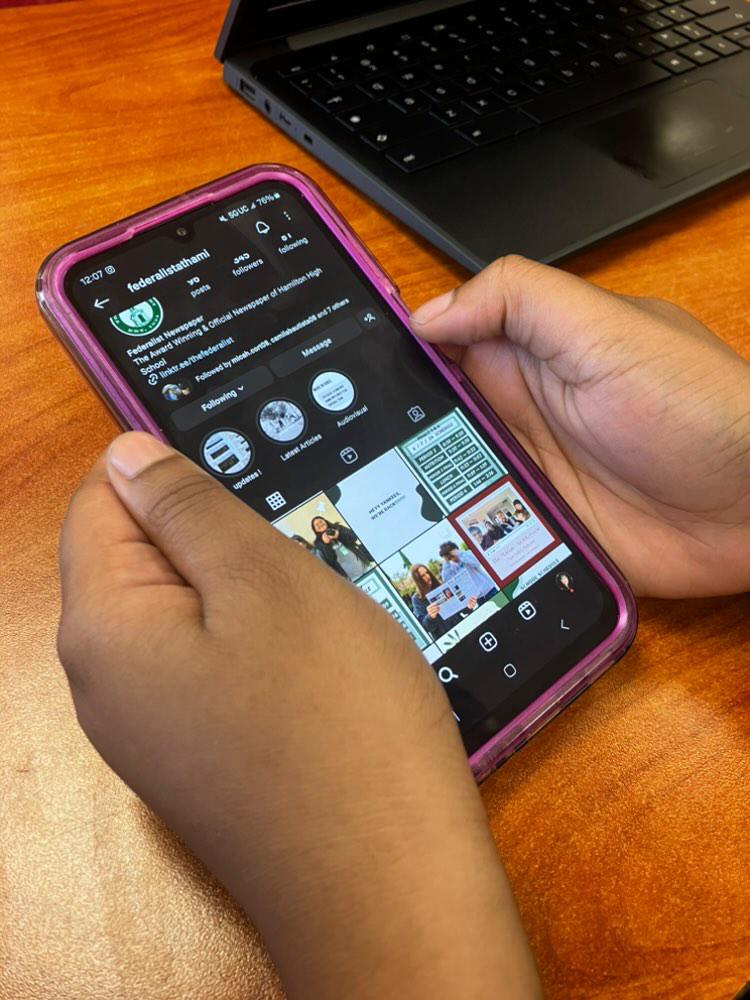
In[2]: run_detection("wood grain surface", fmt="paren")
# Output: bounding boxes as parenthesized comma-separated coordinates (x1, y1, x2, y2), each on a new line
(1, 2, 749, 998)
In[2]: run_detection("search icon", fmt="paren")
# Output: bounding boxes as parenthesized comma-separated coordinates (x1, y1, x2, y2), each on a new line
(438, 666, 459, 684)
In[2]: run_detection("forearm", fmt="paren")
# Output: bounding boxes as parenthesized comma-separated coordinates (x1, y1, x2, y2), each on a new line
(173, 724, 543, 1000)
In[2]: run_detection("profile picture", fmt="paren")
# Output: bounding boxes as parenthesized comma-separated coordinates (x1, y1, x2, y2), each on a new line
(258, 398, 306, 443)
(161, 381, 191, 402)
(556, 571, 575, 593)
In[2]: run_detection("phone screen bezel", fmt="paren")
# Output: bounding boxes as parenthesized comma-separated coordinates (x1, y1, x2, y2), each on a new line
(37, 163, 637, 778)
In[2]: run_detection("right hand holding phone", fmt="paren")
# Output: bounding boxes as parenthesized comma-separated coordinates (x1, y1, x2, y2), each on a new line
(412, 256, 750, 599)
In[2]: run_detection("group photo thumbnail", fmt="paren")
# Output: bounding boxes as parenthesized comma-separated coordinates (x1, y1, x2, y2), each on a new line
(274, 493, 374, 582)
(380, 520, 501, 642)
(452, 479, 557, 584)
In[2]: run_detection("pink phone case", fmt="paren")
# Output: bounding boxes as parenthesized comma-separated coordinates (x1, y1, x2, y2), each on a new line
(37, 163, 637, 781)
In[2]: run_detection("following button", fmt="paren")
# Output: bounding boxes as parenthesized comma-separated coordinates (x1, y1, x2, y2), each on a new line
(172, 366, 272, 431)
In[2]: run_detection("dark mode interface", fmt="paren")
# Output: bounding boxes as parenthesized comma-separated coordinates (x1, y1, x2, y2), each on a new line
(66, 181, 616, 753)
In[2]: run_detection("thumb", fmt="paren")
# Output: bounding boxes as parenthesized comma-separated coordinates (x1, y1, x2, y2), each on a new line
(105, 431, 270, 592)
(409, 254, 634, 364)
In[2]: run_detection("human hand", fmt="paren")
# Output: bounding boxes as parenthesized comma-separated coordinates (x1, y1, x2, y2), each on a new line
(412, 256, 750, 598)
(427, 603, 440, 619)
(58, 433, 541, 1000)
(467, 597, 478, 610)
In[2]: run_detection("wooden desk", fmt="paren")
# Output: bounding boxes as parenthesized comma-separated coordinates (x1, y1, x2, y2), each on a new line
(2, 2, 748, 997)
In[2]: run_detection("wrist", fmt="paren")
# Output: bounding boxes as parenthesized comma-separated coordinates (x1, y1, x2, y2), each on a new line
(227, 745, 542, 999)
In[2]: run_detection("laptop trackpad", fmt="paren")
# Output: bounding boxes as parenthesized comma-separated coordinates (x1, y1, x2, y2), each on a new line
(584, 80, 750, 186)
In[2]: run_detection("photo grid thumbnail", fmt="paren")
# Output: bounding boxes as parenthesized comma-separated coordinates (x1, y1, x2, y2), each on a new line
(273, 409, 569, 658)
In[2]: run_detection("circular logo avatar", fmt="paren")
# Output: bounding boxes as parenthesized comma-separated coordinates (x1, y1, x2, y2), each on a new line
(109, 298, 164, 336)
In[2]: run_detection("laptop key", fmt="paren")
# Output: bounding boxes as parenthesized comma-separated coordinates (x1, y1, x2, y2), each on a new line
(522, 61, 670, 122)
(654, 51, 697, 69)
(318, 65, 354, 87)
(526, 72, 565, 93)
(290, 75, 317, 94)
(496, 81, 536, 104)
(432, 103, 477, 125)
(359, 112, 439, 150)
(452, 71, 495, 93)
(389, 91, 429, 114)
(358, 76, 398, 98)
(632, 36, 666, 53)
(661, 5, 694, 22)
(456, 110, 535, 145)
(697, 8, 748, 31)
(314, 86, 369, 114)
(336, 102, 413, 132)
(702, 34, 741, 53)
(610, 47, 640, 63)
(675, 21, 711, 38)
(556, 64, 589, 83)
(464, 91, 508, 114)
(422, 81, 463, 102)
(639, 12, 672, 29)
(386, 130, 473, 172)
(725, 26, 750, 45)
(620, 19, 652, 36)
(651, 28, 687, 45)
(395, 68, 431, 89)
(676, 41, 720, 61)
(682, 0, 728, 14)
(581, 54, 609, 71)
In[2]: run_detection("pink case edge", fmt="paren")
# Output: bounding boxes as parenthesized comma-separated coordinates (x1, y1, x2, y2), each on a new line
(36, 162, 637, 783)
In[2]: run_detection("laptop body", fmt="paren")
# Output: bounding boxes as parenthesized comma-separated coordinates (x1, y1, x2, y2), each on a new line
(216, 1, 750, 270)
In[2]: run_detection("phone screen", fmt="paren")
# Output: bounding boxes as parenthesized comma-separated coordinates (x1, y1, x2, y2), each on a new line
(64, 179, 619, 755)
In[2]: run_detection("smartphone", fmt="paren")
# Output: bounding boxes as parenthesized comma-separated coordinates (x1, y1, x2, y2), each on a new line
(37, 164, 636, 780)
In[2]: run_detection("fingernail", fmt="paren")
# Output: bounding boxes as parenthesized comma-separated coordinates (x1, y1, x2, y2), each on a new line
(410, 289, 456, 326)
(107, 433, 173, 480)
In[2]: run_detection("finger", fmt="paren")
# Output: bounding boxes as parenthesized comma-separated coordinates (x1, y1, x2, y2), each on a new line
(59, 449, 199, 689)
(409, 254, 634, 364)
(60, 451, 188, 613)
(104, 432, 283, 595)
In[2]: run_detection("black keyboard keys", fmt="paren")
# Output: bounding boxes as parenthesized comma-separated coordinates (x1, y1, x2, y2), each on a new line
(457, 110, 534, 145)
(386, 130, 473, 171)
(654, 51, 696, 70)
(675, 21, 711, 39)
(338, 105, 439, 149)
(523, 61, 670, 122)
(697, 8, 748, 31)
(314, 86, 367, 114)
(678, 41, 720, 61)
(682, 0, 728, 14)
(702, 34, 741, 54)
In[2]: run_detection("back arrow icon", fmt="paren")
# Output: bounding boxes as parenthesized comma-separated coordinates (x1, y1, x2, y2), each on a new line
(560, 619, 571, 630)
(93, 298, 110, 309)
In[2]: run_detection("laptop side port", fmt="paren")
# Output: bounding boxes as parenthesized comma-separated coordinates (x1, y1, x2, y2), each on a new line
(239, 79, 256, 101)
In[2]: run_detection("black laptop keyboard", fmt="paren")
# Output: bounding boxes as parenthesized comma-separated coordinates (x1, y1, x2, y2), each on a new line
(256, 0, 749, 172)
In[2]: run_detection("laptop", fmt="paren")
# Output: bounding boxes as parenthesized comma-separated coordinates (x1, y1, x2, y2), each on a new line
(215, 1, 750, 270)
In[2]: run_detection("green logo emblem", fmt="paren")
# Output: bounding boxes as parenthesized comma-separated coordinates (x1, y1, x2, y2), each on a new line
(109, 298, 164, 336)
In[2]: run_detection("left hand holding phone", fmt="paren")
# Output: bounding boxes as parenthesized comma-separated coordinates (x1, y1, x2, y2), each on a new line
(58, 431, 543, 1000)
